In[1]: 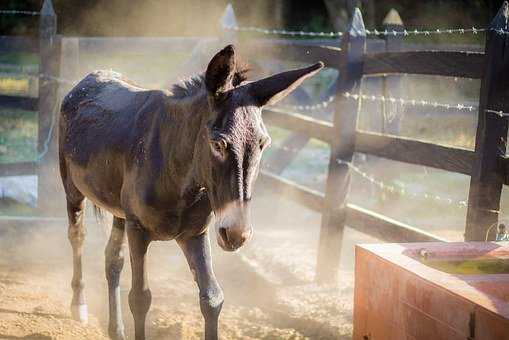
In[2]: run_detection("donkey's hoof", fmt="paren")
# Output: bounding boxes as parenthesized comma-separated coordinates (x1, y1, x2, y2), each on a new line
(70, 304, 88, 324)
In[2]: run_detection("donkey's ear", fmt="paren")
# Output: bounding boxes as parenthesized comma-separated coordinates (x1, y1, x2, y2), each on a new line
(248, 62, 324, 107)
(205, 45, 237, 97)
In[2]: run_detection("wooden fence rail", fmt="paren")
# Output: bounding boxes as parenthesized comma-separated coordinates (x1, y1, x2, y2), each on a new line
(354, 131, 475, 175)
(363, 50, 485, 78)
(2, 0, 508, 284)
(0, 95, 38, 111)
(0, 36, 38, 53)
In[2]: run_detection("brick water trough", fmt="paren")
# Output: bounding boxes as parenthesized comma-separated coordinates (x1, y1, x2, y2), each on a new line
(354, 242, 509, 340)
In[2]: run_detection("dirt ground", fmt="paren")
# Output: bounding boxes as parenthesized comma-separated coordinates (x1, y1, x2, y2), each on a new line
(0, 192, 365, 340)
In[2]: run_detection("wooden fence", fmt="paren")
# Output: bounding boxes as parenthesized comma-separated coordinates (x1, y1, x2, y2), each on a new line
(221, 2, 509, 283)
(1, 0, 509, 283)
(0, 0, 60, 204)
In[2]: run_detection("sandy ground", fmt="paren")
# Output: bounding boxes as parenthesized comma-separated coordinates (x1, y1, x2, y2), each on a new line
(0, 192, 365, 340)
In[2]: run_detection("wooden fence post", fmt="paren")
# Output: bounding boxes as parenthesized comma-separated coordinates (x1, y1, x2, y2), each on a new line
(37, 0, 61, 211)
(465, 1, 509, 241)
(316, 8, 366, 283)
(59, 37, 79, 97)
(220, 3, 237, 45)
(179, 5, 236, 77)
(382, 9, 404, 135)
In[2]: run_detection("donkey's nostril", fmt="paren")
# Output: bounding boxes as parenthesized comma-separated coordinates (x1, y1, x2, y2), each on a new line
(218, 227, 251, 251)
(218, 227, 228, 243)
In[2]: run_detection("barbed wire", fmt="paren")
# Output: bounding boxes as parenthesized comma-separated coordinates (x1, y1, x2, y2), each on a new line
(343, 91, 477, 112)
(271, 95, 335, 111)
(223, 24, 509, 38)
(343, 92, 509, 118)
(0, 9, 40, 16)
(222, 25, 343, 37)
(485, 109, 509, 118)
(366, 27, 489, 36)
(336, 158, 469, 209)
(266, 143, 468, 209)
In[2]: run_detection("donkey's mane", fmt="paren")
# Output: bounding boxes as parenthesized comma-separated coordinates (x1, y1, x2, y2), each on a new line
(171, 74, 206, 99)
(171, 63, 249, 99)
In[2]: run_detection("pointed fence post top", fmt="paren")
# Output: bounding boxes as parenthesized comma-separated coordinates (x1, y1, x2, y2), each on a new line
(347, 7, 366, 37)
(220, 3, 237, 29)
(383, 8, 404, 50)
(40, 0, 56, 39)
(490, 1, 509, 30)
(383, 9, 403, 27)
(41, 0, 55, 17)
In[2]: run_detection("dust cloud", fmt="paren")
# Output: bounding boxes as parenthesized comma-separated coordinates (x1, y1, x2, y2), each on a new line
(0, 1, 494, 339)
(0, 190, 356, 339)
(1, 2, 354, 339)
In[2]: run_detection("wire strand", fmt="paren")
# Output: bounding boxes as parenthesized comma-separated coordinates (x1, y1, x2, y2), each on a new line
(336, 158, 468, 209)
(271, 95, 336, 111)
(0, 9, 40, 16)
(223, 24, 509, 37)
(267, 143, 470, 210)
(343, 92, 477, 112)
(343, 92, 509, 117)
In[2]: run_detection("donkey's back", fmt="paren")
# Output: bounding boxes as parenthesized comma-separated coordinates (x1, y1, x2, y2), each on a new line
(59, 70, 167, 219)
(60, 70, 162, 165)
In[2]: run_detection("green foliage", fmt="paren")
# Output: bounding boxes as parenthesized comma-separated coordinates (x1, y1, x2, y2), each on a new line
(301, 13, 333, 35)
(0, 108, 37, 163)
(0, 52, 38, 67)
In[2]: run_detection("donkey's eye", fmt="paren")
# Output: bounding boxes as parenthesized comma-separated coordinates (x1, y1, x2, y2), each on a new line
(210, 138, 227, 157)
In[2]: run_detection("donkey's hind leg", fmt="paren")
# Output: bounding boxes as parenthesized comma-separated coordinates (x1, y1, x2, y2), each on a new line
(65, 189, 88, 324)
(105, 217, 127, 340)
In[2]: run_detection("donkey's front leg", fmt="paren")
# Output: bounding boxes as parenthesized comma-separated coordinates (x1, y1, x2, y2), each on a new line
(177, 230, 224, 340)
(126, 221, 152, 340)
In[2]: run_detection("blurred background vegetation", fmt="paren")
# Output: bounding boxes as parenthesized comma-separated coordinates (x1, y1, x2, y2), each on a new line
(0, 0, 504, 39)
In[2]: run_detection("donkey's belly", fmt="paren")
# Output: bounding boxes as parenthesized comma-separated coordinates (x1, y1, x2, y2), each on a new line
(68, 160, 125, 218)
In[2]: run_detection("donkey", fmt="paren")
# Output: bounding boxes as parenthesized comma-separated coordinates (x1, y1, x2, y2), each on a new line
(59, 44, 323, 340)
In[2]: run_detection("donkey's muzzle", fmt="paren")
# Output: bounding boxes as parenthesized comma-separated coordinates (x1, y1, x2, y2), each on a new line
(217, 226, 252, 251)
(214, 201, 252, 251)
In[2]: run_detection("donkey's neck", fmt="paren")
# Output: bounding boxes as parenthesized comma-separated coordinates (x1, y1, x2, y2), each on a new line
(158, 87, 210, 197)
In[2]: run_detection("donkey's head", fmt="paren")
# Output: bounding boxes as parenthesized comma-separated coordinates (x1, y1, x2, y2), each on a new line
(202, 45, 323, 251)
